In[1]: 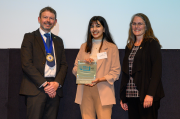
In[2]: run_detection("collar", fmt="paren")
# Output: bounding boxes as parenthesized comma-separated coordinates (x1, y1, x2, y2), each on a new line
(92, 38, 102, 42)
(39, 28, 51, 37)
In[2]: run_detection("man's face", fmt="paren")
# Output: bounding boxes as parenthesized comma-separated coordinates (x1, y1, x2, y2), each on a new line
(38, 10, 57, 33)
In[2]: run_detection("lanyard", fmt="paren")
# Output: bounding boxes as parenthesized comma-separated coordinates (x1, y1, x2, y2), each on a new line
(41, 35, 53, 54)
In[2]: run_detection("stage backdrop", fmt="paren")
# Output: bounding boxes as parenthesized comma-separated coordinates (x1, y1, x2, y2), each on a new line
(0, 0, 180, 49)
(0, 49, 180, 119)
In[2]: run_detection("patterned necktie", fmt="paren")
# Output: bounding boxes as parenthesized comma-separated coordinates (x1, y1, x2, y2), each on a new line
(44, 33, 55, 67)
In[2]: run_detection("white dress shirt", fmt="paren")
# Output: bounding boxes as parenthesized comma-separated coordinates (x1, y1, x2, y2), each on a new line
(39, 28, 57, 87)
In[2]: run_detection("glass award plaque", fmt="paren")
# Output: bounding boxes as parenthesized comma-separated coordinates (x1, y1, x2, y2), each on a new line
(76, 60, 97, 84)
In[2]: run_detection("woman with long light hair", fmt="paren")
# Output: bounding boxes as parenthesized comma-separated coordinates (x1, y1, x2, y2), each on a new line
(120, 13, 164, 119)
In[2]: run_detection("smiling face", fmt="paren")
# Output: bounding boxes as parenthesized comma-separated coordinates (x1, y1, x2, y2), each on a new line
(90, 20, 105, 40)
(38, 10, 57, 33)
(132, 16, 146, 39)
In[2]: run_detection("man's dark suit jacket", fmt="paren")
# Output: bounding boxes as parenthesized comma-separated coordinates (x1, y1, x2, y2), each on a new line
(19, 29, 68, 97)
(120, 38, 165, 103)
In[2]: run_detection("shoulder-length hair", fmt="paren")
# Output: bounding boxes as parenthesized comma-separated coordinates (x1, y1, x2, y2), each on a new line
(85, 16, 115, 53)
(127, 13, 162, 49)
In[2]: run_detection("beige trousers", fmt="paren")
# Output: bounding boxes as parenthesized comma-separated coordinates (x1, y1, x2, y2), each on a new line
(80, 85, 113, 119)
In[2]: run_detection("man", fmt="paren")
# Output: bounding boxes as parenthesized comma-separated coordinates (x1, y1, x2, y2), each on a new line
(19, 6, 68, 119)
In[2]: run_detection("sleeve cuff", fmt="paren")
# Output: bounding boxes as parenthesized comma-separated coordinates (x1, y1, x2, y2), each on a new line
(39, 81, 47, 88)
(58, 83, 62, 88)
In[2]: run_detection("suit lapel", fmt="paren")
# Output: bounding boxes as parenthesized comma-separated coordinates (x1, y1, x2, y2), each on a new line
(133, 40, 145, 74)
(96, 40, 108, 72)
(35, 29, 46, 56)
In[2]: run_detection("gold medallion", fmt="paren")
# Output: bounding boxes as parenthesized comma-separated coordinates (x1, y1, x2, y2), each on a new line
(46, 54, 54, 62)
